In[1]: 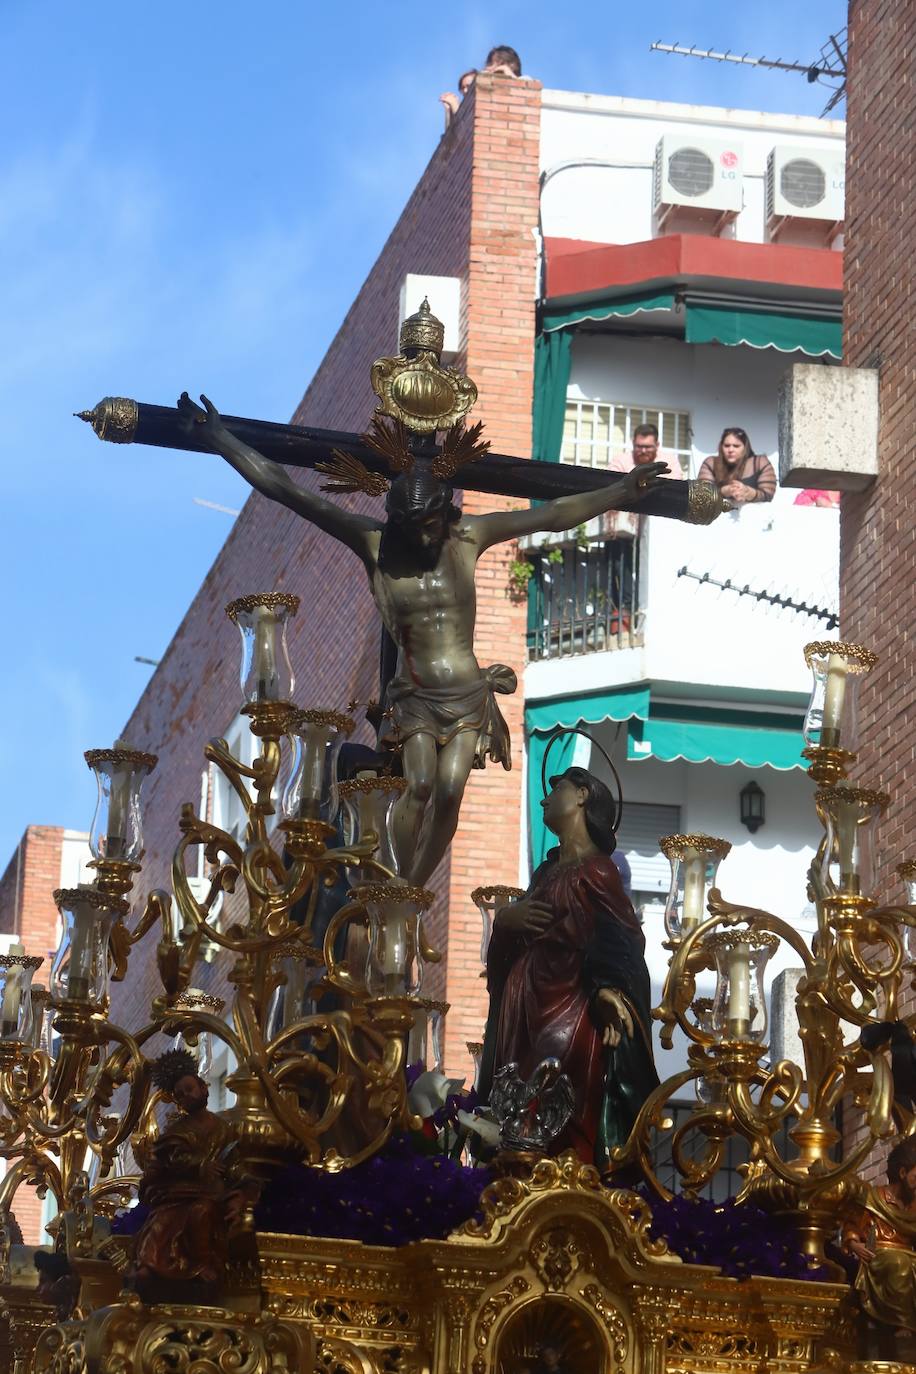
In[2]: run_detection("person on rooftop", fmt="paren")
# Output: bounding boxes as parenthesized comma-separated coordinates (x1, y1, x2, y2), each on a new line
(697, 427, 776, 505)
(484, 45, 523, 77)
(440, 69, 477, 126)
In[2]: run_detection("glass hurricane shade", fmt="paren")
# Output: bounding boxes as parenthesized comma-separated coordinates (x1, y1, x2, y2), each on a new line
(471, 887, 526, 967)
(264, 948, 326, 1040)
(172, 989, 225, 1079)
(339, 778, 404, 879)
(406, 1002, 446, 1070)
(803, 642, 877, 751)
(226, 595, 298, 705)
(897, 863, 916, 962)
(899, 862, 916, 906)
(51, 889, 119, 1006)
(353, 886, 431, 998)
(816, 786, 889, 896)
(86, 745, 157, 863)
(709, 930, 778, 1042)
(661, 836, 732, 938)
(282, 711, 354, 822)
(0, 950, 43, 1042)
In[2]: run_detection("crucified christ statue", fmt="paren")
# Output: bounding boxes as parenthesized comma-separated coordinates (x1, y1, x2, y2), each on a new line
(180, 389, 667, 885)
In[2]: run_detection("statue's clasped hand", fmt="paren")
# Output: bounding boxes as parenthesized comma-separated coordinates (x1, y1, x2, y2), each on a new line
(494, 898, 553, 937)
(595, 988, 634, 1048)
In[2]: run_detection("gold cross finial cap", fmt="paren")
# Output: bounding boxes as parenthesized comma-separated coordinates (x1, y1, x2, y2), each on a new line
(399, 297, 445, 356)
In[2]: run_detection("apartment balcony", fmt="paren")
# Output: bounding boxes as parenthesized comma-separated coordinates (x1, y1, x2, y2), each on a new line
(524, 495, 839, 703)
(525, 536, 642, 661)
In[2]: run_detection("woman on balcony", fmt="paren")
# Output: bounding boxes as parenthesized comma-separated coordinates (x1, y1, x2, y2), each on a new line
(698, 428, 776, 505)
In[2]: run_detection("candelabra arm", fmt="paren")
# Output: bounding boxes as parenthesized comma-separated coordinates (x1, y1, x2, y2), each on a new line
(0, 1050, 52, 1114)
(204, 734, 259, 812)
(171, 837, 292, 955)
(706, 889, 816, 970)
(249, 1011, 358, 1162)
(834, 924, 902, 1020)
(610, 1067, 704, 1196)
(419, 920, 441, 965)
(322, 901, 369, 996)
(0, 1151, 63, 1218)
(757, 1058, 806, 1123)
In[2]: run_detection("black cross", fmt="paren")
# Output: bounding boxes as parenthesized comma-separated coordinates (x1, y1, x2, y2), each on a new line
(79, 399, 692, 521)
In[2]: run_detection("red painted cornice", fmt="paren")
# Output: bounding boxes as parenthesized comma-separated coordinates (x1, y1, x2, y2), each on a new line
(545, 235, 843, 303)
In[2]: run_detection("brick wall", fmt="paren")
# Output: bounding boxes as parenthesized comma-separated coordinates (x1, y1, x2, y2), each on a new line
(441, 76, 541, 1073)
(0, 826, 63, 956)
(108, 78, 543, 1092)
(840, 0, 916, 1184)
(0, 826, 64, 1242)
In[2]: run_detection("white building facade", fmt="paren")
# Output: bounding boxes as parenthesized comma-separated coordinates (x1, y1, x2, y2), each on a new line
(521, 92, 844, 1070)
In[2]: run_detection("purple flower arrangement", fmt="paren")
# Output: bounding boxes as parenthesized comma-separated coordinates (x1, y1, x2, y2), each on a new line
(255, 1133, 492, 1247)
(114, 1156, 837, 1281)
(640, 1190, 832, 1281)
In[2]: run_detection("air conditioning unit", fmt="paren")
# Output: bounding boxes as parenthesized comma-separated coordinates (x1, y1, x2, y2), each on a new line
(766, 145, 845, 232)
(653, 135, 744, 226)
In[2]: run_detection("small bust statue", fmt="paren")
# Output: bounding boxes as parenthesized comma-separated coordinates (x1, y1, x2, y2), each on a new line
(130, 1049, 255, 1302)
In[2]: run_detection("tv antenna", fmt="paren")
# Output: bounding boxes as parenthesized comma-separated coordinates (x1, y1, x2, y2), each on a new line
(651, 28, 847, 115)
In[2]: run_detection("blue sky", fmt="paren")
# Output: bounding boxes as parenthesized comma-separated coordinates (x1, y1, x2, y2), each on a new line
(0, 0, 844, 860)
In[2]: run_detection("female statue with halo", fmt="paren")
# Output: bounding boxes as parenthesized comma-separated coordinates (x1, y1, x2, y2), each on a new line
(478, 728, 659, 1170)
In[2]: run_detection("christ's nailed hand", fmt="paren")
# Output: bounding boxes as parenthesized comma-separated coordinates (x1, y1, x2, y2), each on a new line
(177, 391, 226, 442)
(622, 461, 670, 501)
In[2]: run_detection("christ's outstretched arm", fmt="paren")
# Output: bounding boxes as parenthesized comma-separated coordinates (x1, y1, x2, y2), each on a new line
(471, 461, 669, 553)
(178, 394, 381, 560)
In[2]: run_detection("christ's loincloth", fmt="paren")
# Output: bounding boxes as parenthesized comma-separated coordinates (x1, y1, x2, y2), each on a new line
(386, 664, 517, 769)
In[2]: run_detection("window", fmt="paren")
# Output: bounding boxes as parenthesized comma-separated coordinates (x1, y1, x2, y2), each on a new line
(210, 714, 258, 847)
(616, 801, 681, 908)
(561, 400, 692, 474)
(208, 1041, 237, 1112)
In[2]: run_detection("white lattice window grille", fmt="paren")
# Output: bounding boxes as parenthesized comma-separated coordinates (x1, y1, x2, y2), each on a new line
(561, 400, 692, 474)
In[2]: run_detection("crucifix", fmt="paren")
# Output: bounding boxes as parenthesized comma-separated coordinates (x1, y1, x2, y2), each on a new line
(79, 301, 725, 885)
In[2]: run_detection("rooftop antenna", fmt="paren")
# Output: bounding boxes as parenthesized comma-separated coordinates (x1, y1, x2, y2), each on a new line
(651, 29, 847, 115)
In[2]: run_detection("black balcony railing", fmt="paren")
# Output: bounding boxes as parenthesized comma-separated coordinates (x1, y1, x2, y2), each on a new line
(526, 538, 641, 660)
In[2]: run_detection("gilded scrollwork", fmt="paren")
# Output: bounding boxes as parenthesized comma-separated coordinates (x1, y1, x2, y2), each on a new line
(580, 1283, 629, 1370)
(473, 1275, 530, 1353)
(530, 1227, 589, 1292)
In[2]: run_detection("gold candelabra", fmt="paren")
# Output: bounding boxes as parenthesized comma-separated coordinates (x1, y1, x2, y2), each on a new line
(614, 640, 916, 1274)
(0, 592, 441, 1255)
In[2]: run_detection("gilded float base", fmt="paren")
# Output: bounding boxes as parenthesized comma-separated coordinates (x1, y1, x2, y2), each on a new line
(31, 1298, 308, 1374)
(1, 1157, 901, 1374)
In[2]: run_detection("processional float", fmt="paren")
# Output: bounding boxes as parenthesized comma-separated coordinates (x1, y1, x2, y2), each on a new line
(0, 305, 911, 1374)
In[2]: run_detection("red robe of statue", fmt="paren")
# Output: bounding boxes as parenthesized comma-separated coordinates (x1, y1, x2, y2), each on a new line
(479, 853, 657, 1166)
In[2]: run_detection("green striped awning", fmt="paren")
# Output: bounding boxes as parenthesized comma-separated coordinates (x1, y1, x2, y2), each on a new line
(627, 702, 806, 771)
(525, 686, 650, 867)
(685, 303, 842, 359)
(543, 290, 677, 334)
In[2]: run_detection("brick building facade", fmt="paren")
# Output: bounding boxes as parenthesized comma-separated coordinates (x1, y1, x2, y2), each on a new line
(840, 0, 915, 900)
(0, 826, 90, 1241)
(108, 74, 543, 1070)
(839, 0, 915, 1184)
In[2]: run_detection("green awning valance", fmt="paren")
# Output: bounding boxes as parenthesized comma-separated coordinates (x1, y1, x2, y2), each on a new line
(627, 703, 806, 771)
(685, 304, 842, 359)
(543, 290, 677, 334)
(526, 686, 650, 867)
(533, 293, 676, 463)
